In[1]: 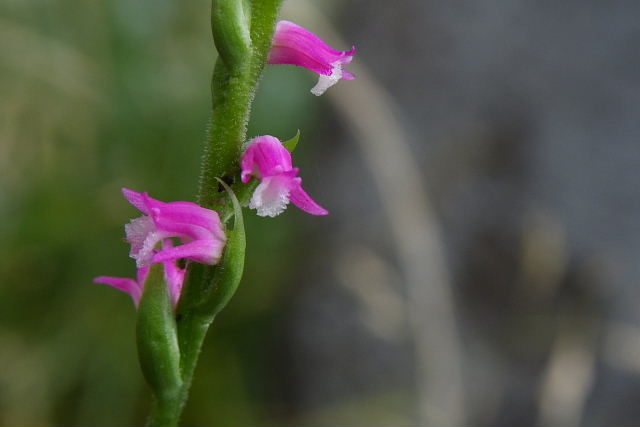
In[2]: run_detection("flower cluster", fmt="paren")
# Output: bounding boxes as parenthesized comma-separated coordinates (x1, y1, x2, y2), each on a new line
(95, 20, 353, 306)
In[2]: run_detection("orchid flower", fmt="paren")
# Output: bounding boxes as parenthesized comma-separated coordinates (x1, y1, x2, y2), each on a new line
(241, 135, 329, 217)
(268, 20, 355, 96)
(94, 190, 226, 306)
(122, 188, 226, 268)
(94, 241, 186, 307)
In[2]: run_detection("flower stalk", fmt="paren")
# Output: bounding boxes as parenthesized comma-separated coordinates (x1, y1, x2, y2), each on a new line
(145, 2, 283, 425)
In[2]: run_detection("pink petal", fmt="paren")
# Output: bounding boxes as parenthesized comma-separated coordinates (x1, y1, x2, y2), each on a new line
(144, 196, 223, 236)
(149, 214, 221, 243)
(123, 190, 221, 236)
(150, 208, 225, 242)
(164, 262, 186, 306)
(269, 45, 334, 76)
(136, 266, 150, 285)
(161, 240, 186, 306)
(240, 142, 257, 183)
(269, 21, 353, 73)
(241, 136, 293, 183)
(94, 276, 142, 306)
(290, 183, 329, 216)
(342, 69, 356, 80)
(122, 188, 150, 214)
(151, 239, 226, 266)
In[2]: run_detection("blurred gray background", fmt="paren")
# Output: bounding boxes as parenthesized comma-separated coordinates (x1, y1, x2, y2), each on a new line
(1, 0, 639, 425)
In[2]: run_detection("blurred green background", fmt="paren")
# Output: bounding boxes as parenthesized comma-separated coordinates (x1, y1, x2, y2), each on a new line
(3, 0, 640, 426)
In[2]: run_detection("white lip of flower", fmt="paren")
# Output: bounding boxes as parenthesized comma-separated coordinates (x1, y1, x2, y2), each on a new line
(249, 177, 291, 217)
(125, 215, 164, 267)
(311, 61, 343, 96)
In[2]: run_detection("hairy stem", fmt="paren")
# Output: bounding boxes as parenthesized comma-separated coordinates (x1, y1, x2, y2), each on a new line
(146, 1, 283, 425)
(147, 392, 184, 427)
(198, 0, 283, 207)
(147, 311, 212, 427)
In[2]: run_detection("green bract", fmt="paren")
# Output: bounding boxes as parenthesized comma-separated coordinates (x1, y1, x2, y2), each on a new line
(136, 263, 183, 425)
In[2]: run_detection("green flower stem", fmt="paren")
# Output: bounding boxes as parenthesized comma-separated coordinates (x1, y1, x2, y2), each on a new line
(146, 2, 283, 424)
(147, 312, 212, 427)
(176, 313, 213, 392)
(148, 393, 184, 427)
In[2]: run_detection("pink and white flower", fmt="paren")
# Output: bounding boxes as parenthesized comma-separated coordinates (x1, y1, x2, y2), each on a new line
(268, 20, 355, 96)
(121, 188, 226, 268)
(241, 135, 329, 217)
(94, 189, 226, 306)
(94, 241, 186, 307)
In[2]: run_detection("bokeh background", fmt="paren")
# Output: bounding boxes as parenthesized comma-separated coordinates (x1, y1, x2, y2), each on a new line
(2, 0, 640, 425)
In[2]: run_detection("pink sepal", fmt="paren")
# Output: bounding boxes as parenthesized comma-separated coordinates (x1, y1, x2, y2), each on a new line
(94, 275, 143, 306)
(94, 242, 186, 307)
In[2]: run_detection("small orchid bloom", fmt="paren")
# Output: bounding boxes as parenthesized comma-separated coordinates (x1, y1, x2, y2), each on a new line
(94, 241, 186, 306)
(268, 20, 355, 96)
(122, 188, 226, 268)
(241, 135, 329, 217)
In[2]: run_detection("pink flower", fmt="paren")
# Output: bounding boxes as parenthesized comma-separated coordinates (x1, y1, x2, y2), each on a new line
(121, 188, 226, 268)
(268, 20, 355, 96)
(94, 190, 226, 306)
(241, 135, 329, 217)
(94, 241, 186, 307)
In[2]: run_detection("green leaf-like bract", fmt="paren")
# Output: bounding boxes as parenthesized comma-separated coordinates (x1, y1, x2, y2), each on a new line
(282, 129, 301, 152)
(179, 180, 245, 319)
(136, 263, 182, 417)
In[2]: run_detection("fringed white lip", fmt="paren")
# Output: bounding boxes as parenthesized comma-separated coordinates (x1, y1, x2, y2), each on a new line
(125, 216, 162, 267)
(249, 175, 292, 217)
(311, 61, 343, 96)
